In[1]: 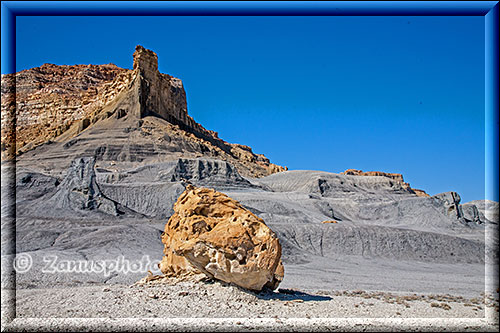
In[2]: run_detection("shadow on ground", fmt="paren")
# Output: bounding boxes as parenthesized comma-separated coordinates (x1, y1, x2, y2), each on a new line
(255, 288, 332, 302)
(201, 279, 332, 302)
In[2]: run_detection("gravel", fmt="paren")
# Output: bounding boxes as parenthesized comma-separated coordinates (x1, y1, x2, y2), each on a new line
(2, 277, 497, 332)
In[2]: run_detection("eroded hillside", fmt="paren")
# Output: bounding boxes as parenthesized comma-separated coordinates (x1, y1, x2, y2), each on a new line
(1, 45, 285, 178)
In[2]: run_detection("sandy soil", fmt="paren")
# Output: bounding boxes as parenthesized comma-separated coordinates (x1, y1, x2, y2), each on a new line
(3, 276, 498, 332)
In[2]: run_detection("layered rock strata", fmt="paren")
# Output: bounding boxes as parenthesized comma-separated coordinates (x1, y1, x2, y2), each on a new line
(132, 46, 210, 137)
(159, 185, 284, 291)
(1, 45, 285, 178)
(341, 168, 429, 197)
(1, 63, 129, 158)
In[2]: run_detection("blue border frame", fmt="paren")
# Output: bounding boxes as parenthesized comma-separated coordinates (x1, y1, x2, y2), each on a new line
(1, 1, 499, 330)
(485, 3, 499, 204)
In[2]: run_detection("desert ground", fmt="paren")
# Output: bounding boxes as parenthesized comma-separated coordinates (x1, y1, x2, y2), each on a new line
(2, 160, 499, 331)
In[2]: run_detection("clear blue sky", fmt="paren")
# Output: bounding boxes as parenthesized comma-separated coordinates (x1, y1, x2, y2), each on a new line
(14, 15, 487, 203)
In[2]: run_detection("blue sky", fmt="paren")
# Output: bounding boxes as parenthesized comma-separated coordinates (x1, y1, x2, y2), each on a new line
(14, 15, 486, 202)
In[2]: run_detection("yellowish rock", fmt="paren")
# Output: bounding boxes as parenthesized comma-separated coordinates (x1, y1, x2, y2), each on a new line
(160, 185, 284, 291)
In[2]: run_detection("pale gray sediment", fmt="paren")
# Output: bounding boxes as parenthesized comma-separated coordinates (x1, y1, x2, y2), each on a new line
(4, 280, 499, 332)
(3, 157, 499, 331)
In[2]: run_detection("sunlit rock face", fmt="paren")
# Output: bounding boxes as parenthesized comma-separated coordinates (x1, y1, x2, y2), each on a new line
(160, 185, 284, 291)
(3, 45, 285, 179)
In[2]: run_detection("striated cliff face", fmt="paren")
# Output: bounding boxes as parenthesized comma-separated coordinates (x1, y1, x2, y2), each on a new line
(341, 169, 429, 197)
(1, 63, 130, 158)
(1, 45, 285, 178)
(133, 46, 203, 134)
(129, 46, 228, 149)
(342, 169, 406, 182)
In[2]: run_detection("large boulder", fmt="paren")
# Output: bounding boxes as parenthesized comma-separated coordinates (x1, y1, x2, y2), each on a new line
(159, 185, 284, 291)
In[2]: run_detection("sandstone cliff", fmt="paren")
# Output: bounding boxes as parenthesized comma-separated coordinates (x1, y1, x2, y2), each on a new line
(1, 45, 285, 178)
(1, 63, 129, 158)
(341, 169, 429, 197)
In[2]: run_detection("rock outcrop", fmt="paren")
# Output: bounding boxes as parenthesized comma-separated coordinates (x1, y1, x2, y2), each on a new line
(132, 46, 212, 138)
(159, 185, 284, 291)
(463, 200, 499, 223)
(46, 157, 118, 215)
(17, 157, 140, 218)
(1, 63, 130, 158)
(3, 45, 285, 178)
(432, 191, 484, 225)
(164, 158, 253, 188)
(341, 169, 429, 197)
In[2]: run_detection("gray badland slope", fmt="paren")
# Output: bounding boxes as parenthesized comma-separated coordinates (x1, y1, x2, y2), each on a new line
(8, 155, 497, 296)
(3, 46, 496, 297)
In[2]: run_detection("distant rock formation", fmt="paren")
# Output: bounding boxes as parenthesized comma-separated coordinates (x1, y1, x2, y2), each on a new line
(341, 169, 429, 197)
(432, 191, 485, 225)
(1, 63, 129, 158)
(463, 200, 499, 223)
(159, 185, 284, 291)
(164, 158, 253, 187)
(3, 45, 285, 178)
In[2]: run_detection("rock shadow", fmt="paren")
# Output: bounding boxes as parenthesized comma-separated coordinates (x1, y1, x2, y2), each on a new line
(254, 288, 332, 302)
(202, 279, 332, 302)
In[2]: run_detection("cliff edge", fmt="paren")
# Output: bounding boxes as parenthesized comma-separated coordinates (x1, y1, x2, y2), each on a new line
(1, 45, 285, 178)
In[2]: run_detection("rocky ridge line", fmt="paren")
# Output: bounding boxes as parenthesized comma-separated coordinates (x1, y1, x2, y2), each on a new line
(2, 45, 285, 178)
(1, 63, 130, 158)
(341, 168, 429, 197)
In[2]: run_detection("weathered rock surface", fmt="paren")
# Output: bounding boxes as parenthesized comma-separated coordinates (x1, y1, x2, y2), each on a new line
(235, 170, 490, 231)
(3, 45, 285, 179)
(1, 63, 129, 158)
(16, 156, 141, 218)
(45, 157, 118, 215)
(463, 199, 499, 223)
(341, 168, 429, 197)
(94, 158, 256, 219)
(10, 157, 495, 295)
(132, 45, 209, 137)
(159, 185, 284, 291)
(431, 191, 485, 225)
(164, 158, 253, 187)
